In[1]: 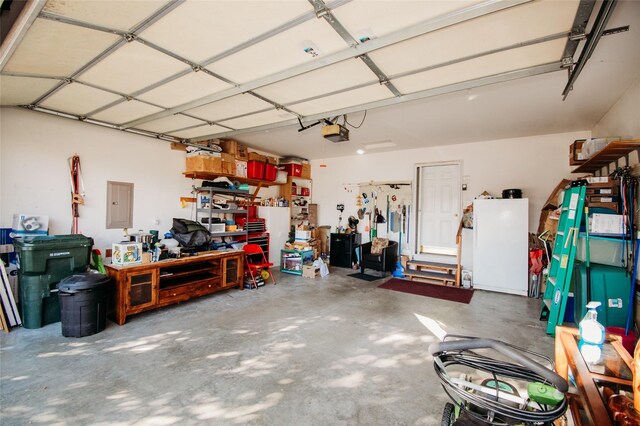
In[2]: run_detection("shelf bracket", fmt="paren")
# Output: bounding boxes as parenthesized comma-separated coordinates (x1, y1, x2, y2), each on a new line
(251, 182, 263, 203)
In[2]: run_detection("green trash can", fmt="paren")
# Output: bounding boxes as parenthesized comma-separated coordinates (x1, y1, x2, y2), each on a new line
(14, 235, 94, 329)
(572, 261, 631, 328)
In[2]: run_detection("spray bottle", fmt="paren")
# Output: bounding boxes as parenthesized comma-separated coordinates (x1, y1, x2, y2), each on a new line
(579, 301, 605, 345)
(578, 301, 605, 363)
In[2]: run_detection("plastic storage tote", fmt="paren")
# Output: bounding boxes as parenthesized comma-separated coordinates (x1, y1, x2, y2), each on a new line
(58, 273, 110, 337)
(575, 234, 631, 267)
(572, 261, 631, 327)
(247, 160, 265, 179)
(264, 163, 277, 181)
(14, 235, 93, 329)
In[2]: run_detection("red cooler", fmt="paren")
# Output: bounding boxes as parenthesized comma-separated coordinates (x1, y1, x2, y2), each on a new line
(282, 163, 302, 177)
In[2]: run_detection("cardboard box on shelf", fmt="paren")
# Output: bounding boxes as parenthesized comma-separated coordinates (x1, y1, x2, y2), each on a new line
(235, 160, 248, 178)
(301, 163, 311, 180)
(569, 140, 586, 165)
(221, 152, 235, 163)
(220, 140, 248, 160)
(221, 157, 236, 175)
(248, 152, 266, 162)
(186, 156, 221, 174)
(266, 156, 278, 165)
(537, 209, 559, 243)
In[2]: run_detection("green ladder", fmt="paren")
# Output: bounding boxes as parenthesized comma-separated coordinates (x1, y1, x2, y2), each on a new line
(540, 181, 587, 335)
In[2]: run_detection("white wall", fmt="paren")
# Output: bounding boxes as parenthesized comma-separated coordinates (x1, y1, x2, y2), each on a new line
(592, 75, 640, 139)
(1, 108, 200, 251)
(310, 131, 590, 241)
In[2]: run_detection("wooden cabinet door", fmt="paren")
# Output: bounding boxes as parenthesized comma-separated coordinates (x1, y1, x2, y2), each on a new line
(126, 270, 158, 313)
(222, 255, 242, 288)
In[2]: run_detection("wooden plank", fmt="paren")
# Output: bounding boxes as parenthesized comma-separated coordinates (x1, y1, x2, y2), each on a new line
(558, 329, 613, 426)
(404, 269, 456, 280)
(406, 260, 457, 269)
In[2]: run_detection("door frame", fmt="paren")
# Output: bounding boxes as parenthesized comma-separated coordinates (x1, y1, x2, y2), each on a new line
(413, 160, 463, 255)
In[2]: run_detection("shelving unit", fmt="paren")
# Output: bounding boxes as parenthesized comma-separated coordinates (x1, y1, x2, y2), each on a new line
(196, 186, 252, 239)
(185, 172, 283, 202)
(571, 139, 640, 174)
(279, 176, 313, 227)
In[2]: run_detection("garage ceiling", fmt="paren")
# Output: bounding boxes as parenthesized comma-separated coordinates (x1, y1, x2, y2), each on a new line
(1, 0, 638, 159)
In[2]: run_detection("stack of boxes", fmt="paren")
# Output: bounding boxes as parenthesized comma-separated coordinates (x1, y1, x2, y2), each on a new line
(585, 177, 619, 213)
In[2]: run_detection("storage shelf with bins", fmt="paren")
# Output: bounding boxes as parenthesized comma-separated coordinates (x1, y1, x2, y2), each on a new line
(280, 248, 314, 275)
(571, 139, 640, 174)
(280, 176, 312, 227)
(196, 186, 253, 238)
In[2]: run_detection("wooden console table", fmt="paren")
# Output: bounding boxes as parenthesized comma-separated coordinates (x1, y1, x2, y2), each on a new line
(106, 250, 244, 325)
(555, 326, 634, 425)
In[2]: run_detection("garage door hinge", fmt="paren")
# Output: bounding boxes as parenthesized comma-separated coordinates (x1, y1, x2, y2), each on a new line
(561, 57, 574, 68)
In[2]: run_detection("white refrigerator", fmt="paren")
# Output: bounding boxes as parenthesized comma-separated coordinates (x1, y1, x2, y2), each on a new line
(472, 198, 528, 296)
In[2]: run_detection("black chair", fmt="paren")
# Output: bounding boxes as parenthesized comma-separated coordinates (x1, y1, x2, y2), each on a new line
(359, 240, 398, 276)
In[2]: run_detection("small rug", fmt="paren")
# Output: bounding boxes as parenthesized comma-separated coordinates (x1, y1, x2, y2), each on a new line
(378, 278, 474, 304)
(348, 272, 385, 282)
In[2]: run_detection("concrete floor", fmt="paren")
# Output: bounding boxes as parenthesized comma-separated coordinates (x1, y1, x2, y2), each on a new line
(0, 268, 554, 425)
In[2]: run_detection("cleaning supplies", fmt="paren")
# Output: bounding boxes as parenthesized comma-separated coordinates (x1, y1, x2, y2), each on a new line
(579, 301, 605, 345)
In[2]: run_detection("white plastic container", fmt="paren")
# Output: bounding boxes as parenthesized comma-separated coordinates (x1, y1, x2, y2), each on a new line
(576, 234, 631, 267)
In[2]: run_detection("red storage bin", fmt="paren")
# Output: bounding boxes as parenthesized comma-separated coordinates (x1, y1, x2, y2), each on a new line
(282, 163, 302, 177)
(264, 163, 277, 181)
(247, 160, 265, 179)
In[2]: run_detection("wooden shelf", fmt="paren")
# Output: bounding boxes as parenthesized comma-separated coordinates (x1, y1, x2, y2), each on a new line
(572, 140, 640, 174)
(184, 172, 284, 187)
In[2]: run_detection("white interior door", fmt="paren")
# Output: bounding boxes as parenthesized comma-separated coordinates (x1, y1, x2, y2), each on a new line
(417, 163, 461, 255)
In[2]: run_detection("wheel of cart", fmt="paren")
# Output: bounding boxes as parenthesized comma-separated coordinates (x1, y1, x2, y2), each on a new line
(429, 335, 569, 426)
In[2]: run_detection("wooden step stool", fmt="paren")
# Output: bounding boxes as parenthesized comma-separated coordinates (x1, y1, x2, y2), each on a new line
(405, 260, 459, 287)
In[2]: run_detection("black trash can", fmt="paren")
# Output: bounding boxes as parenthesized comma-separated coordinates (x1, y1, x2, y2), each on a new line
(58, 273, 110, 337)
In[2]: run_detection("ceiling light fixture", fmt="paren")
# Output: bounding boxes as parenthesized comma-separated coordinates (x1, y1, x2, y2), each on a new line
(356, 149, 365, 155)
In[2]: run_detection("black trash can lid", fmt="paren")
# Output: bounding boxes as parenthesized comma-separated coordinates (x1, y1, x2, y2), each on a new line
(58, 273, 110, 293)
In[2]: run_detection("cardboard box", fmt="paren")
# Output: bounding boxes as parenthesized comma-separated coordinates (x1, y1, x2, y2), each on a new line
(302, 264, 320, 278)
(186, 156, 221, 174)
(591, 214, 624, 234)
(295, 230, 311, 241)
(266, 156, 278, 165)
(235, 160, 248, 178)
(221, 159, 236, 175)
(248, 152, 266, 162)
(112, 242, 142, 265)
(537, 209, 559, 243)
(12, 214, 49, 236)
(569, 140, 586, 165)
(588, 202, 619, 213)
(301, 163, 311, 180)
(542, 179, 570, 210)
(221, 152, 235, 163)
(220, 140, 248, 160)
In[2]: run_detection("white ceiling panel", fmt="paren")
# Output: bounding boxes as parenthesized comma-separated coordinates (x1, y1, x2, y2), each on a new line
(170, 124, 230, 140)
(332, 0, 482, 39)
(40, 83, 122, 115)
(391, 39, 566, 94)
(43, 0, 169, 32)
(90, 99, 164, 124)
(219, 109, 297, 130)
(136, 71, 232, 108)
(77, 42, 189, 95)
(2, 18, 119, 76)
(136, 114, 204, 133)
(289, 84, 392, 116)
(254, 59, 378, 105)
(207, 18, 348, 84)
(0, 76, 61, 105)
(184, 94, 273, 122)
(370, 0, 579, 76)
(140, 1, 312, 63)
